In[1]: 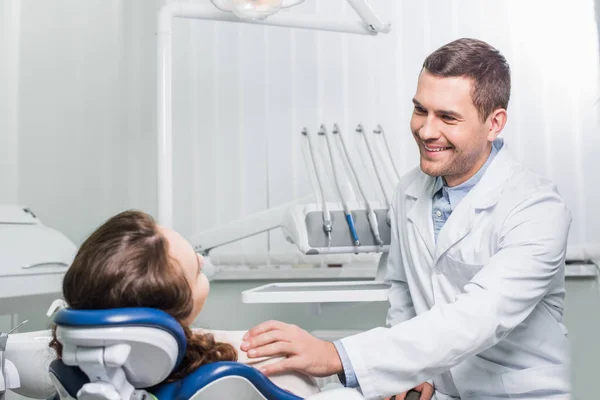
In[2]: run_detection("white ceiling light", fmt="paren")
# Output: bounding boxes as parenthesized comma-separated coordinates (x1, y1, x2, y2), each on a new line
(210, 0, 305, 21)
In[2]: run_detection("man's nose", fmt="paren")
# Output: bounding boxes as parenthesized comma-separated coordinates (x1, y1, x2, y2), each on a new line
(417, 118, 439, 141)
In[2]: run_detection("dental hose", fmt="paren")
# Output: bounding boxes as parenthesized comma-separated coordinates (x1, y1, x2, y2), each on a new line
(320, 124, 360, 247)
(302, 128, 333, 248)
(375, 124, 401, 182)
(357, 124, 391, 209)
(357, 124, 392, 226)
(333, 123, 384, 247)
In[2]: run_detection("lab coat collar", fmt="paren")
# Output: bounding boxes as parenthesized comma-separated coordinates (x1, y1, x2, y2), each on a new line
(405, 138, 513, 258)
(435, 138, 513, 260)
(470, 138, 512, 210)
(406, 173, 438, 257)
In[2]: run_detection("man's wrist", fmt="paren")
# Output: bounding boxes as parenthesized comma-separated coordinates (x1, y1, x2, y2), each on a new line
(326, 341, 344, 375)
(331, 339, 359, 388)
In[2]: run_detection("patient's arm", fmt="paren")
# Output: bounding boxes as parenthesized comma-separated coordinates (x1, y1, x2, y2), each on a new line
(193, 329, 321, 398)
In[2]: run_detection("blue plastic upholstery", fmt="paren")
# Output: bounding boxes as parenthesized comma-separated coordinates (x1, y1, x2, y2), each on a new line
(151, 362, 303, 400)
(53, 307, 187, 367)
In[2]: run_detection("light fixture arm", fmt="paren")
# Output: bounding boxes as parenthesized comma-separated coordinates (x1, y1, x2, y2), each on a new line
(347, 0, 391, 33)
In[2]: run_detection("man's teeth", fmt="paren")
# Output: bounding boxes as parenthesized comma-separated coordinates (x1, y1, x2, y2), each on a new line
(425, 146, 449, 152)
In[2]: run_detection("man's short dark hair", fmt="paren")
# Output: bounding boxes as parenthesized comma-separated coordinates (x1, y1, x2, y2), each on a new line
(423, 38, 511, 121)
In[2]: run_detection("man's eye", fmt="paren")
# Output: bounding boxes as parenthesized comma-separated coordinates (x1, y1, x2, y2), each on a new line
(441, 115, 457, 121)
(414, 107, 426, 114)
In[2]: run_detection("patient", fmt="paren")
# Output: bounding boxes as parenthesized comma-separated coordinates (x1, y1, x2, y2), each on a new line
(49, 210, 319, 397)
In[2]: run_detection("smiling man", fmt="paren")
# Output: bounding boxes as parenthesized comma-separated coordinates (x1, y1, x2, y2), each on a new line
(242, 38, 572, 400)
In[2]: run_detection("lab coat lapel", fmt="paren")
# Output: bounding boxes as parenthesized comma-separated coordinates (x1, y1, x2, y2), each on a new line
(434, 199, 475, 261)
(405, 173, 437, 258)
(434, 142, 514, 260)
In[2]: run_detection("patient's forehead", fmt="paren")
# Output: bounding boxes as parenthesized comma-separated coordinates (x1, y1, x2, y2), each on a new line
(159, 226, 196, 274)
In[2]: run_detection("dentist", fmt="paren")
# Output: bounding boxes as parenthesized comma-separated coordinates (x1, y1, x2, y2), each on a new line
(242, 38, 571, 399)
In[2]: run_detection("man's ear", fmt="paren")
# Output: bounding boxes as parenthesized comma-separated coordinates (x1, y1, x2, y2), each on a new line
(487, 108, 507, 141)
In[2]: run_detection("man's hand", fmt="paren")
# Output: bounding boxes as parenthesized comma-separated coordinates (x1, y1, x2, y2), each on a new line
(386, 383, 434, 400)
(240, 320, 343, 377)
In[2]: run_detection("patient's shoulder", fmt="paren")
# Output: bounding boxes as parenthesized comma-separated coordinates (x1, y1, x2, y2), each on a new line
(194, 329, 272, 364)
(193, 328, 320, 397)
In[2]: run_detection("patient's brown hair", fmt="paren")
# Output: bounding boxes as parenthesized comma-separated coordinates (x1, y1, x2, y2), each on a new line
(49, 210, 237, 381)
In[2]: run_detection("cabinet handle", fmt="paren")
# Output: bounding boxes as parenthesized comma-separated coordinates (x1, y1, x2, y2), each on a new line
(22, 262, 69, 269)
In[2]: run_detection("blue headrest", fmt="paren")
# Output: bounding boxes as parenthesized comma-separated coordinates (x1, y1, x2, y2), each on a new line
(151, 362, 303, 400)
(53, 307, 187, 368)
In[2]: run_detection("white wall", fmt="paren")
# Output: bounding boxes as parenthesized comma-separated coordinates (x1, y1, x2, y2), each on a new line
(0, 0, 20, 336)
(169, 0, 600, 259)
(2, 0, 160, 243)
(5, 0, 599, 251)
(0, 0, 20, 205)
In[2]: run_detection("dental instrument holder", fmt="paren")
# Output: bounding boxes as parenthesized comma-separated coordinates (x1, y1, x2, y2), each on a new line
(266, 202, 392, 311)
(281, 202, 390, 256)
(303, 208, 389, 253)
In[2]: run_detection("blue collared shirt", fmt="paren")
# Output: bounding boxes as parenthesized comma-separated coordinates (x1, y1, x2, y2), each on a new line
(432, 143, 498, 242)
(333, 142, 499, 389)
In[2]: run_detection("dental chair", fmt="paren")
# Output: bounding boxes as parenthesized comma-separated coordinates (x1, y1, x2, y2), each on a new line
(49, 307, 364, 400)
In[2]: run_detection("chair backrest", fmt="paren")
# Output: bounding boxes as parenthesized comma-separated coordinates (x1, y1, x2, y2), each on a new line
(52, 307, 186, 399)
(51, 308, 307, 400)
(50, 360, 307, 400)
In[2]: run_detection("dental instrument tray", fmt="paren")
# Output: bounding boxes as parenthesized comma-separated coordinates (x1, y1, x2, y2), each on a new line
(242, 281, 390, 304)
(281, 202, 391, 255)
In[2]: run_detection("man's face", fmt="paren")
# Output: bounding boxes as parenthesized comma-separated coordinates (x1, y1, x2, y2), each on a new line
(410, 69, 498, 187)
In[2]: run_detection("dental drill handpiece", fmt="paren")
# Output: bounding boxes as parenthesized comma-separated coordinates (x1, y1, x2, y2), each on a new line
(320, 124, 360, 247)
(302, 128, 332, 248)
(333, 124, 384, 247)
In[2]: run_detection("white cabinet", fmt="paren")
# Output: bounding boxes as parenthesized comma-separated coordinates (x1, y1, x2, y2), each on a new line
(0, 205, 76, 299)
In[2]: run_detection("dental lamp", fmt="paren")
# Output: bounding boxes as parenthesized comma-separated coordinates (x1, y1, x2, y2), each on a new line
(210, 0, 305, 21)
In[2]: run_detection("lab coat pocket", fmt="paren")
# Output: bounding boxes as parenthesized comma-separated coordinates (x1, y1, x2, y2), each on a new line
(440, 255, 483, 291)
(501, 365, 570, 396)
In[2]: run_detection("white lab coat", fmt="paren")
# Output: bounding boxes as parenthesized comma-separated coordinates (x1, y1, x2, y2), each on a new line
(340, 139, 572, 400)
